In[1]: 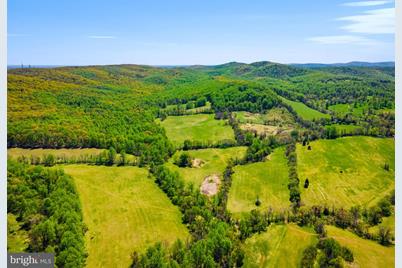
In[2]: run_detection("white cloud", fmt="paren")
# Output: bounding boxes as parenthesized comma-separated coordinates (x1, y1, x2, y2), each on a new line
(88, 35, 116, 39)
(308, 35, 378, 45)
(342, 1, 391, 7)
(337, 8, 394, 34)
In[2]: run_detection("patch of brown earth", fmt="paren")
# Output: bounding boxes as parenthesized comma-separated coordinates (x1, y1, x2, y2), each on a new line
(240, 123, 292, 136)
(192, 158, 205, 168)
(200, 174, 221, 196)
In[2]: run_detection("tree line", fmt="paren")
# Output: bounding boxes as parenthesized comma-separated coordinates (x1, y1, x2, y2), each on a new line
(7, 160, 87, 267)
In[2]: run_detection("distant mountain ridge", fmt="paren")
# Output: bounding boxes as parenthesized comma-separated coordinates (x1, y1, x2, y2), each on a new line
(291, 61, 395, 68)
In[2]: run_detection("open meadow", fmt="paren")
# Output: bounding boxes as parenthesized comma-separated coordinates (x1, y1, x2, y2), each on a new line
(280, 97, 330, 121)
(326, 225, 394, 268)
(297, 136, 395, 208)
(234, 107, 295, 126)
(243, 224, 317, 268)
(165, 147, 247, 186)
(157, 114, 235, 146)
(62, 165, 189, 268)
(227, 147, 290, 216)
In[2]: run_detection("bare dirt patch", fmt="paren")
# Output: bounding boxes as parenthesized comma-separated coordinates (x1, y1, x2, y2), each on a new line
(192, 158, 205, 168)
(240, 123, 285, 135)
(200, 174, 221, 196)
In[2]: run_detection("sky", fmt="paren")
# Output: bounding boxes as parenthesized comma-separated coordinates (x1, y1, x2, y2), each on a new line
(8, 0, 395, 65)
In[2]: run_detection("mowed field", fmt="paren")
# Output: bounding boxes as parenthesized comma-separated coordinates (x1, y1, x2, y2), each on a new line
(297, 136, 394, 208)
(227, 147, 290, 216)
(280, 97, 330, 121)
(243, 224, 317, 268)
(165, 147, 247, 186)
(62, 165, 189, 268)
(157, 114, 235, 146)
(326, 225, 394, 268)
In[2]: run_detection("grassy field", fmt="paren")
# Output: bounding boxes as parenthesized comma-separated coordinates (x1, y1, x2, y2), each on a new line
(62, 165, 189, 268)
(157, 114, 235, 146)
(328, 103, 368, 117)
(233, 111, 266, 124)
(280, 97, 330, 120)
(165, 147, 247, 186)
(297, 136, 394, 208)
(7, 148, 136, 164)
(243, 224, 317, 268)
(265, 107, 296, 126)
(227, 147, 290, 216)
(326, 225, 394, 268)
(233, 107, 295, 126)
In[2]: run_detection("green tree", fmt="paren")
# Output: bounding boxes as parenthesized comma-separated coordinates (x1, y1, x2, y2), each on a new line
(107, 147, 116, 166)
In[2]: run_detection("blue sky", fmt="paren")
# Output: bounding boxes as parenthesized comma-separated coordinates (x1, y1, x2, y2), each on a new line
(8, 0, 395, 65)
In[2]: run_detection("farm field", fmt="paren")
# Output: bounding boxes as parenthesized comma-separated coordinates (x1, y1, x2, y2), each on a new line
(297, 136, 395, 208)
(157, 114, 235, 146)
(227, 147, 290, 216)
(243, 224, 317, 268)
(165, 147, 247, 186)
(280, 96, 330, 120)
(62, 165, 189, 268)
(326, 225, 394, 268)
(7, 147, 136, 164)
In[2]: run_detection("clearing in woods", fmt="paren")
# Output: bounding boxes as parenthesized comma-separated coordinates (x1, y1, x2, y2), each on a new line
(62, 165, 189, 268)
(227, 147, 290, 216)
(280, 96, 330, 121)
(243, 224, 317, 268)
(233, 107, 295, 126)
(165, 147, 247, 186)
(157, 113, 235, 146)
(297, 136, 395, 208)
